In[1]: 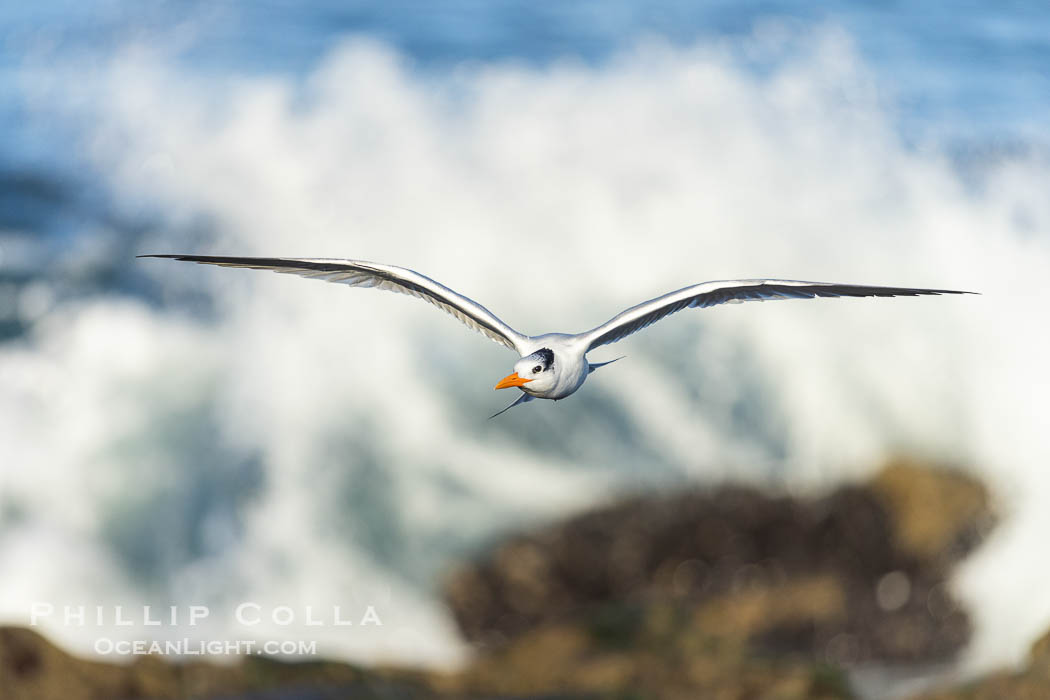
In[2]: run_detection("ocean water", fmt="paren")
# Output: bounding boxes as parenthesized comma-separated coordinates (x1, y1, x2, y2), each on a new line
(0, 0, 1049, 688)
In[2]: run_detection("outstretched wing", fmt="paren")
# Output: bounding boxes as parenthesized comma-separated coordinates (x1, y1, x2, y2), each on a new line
(140, 255, 530, 352)
(581, 279, 972, 351)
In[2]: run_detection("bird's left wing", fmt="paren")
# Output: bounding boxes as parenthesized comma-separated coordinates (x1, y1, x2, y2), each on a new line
(581, 279, 972, 351)
(140, 255, 530, 352)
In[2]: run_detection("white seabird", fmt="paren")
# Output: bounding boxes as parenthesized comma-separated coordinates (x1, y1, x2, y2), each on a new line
(140, 255, 972, 417)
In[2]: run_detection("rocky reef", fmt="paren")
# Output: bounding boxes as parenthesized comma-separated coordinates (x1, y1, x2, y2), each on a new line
(439, 459, 992, 698)
(5, 460, 1041, 700)
(444, 460, 990, 666)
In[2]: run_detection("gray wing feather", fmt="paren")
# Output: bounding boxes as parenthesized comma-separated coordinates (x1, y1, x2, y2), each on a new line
(140, 255, 529, 352)
(582, 279, 973, 351)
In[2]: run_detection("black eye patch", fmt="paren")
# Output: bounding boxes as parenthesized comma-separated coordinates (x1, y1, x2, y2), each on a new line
(534, 348, 554, 371)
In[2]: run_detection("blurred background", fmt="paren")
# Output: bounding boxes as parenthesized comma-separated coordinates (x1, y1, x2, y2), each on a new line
(1, 1, 1049, 698)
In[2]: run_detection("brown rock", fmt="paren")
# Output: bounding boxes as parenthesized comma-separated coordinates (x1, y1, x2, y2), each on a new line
(443, 461, 991, 666)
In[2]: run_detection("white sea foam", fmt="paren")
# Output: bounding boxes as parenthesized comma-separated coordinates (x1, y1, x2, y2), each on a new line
(2, 28, 1049, 679)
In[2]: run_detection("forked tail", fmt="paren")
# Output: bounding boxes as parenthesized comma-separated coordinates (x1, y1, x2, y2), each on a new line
(489, 392, 535, 419)
(588, 356, 626, 374)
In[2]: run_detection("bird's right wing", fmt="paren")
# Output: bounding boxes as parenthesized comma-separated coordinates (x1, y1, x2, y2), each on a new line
(140, 255, 530, 353)
(581, 279, 972, 351)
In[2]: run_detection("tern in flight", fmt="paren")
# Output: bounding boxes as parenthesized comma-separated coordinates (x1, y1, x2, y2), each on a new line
(141, 255, 971, 417)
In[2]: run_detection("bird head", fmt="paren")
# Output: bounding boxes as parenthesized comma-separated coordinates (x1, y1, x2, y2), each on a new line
(494, 348, 556, 394)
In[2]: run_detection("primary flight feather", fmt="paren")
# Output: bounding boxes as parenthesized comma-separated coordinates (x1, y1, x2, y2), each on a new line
(140, 255, 972, 417)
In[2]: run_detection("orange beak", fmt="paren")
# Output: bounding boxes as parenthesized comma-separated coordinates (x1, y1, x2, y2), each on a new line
(494, 372, 534, 390)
